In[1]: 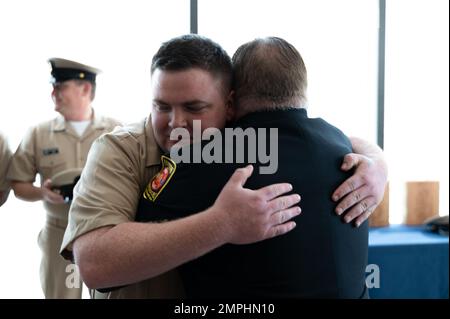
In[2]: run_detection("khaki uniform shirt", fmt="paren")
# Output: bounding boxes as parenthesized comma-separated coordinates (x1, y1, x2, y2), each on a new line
(0, 131, 12, 205)
(7, 112, 121, 221)
(60, 117, 185, 298)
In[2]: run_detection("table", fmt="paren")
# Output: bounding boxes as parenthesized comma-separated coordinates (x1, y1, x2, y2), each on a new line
(367, 225, 449, 299)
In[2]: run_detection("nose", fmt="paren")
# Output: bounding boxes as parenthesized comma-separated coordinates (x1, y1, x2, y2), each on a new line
(51, 86, 60, 99)
(51, 88, 57, 102)
(168, 109, 188, 129)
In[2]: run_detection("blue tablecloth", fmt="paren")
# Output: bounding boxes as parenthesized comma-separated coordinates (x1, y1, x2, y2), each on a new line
(367, 225, 449, 299)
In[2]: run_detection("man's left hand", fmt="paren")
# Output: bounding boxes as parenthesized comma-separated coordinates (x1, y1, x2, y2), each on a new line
(332, 153, 388, 227)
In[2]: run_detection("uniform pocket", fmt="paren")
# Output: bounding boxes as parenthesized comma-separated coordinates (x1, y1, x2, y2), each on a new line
(39, 155, 67, 180)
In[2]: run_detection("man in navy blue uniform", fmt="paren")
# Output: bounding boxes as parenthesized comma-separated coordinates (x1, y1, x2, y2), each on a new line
(136, 37, 381, 298)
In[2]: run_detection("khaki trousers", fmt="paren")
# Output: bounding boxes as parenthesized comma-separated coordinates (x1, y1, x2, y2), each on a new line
(37, 216, 82, 299)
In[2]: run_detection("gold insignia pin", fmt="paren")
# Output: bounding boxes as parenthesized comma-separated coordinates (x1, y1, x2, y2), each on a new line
(79, 72, 85, 79)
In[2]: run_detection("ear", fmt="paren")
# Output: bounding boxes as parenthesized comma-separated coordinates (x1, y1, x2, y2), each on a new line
(225, 90, 235, 122)
(81, 81, 92, 98)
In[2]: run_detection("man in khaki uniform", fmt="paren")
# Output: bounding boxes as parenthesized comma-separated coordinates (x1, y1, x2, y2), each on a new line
(0, 131, 12, 207)
(60, 37, 302, 299)
(60, 35, 387, 299)
(7, 58, 121, 299)
(64, 118, 190, 298)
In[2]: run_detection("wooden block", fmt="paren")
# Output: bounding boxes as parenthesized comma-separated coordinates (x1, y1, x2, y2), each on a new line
(369, 183, 389, 227)
(406, 181, 440, 225)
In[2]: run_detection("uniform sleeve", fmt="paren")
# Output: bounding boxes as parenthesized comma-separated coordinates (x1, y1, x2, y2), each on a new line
(7, 127, 37, 183)
(0, 134, 12, 192)
(0, 134, 11, 210)
(111, 118, 123, 129)
(61, 132, 143, 259)
(104, 117, 123, 133)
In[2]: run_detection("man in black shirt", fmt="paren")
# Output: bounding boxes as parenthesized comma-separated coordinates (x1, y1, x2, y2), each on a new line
(136, 37, 380, 298)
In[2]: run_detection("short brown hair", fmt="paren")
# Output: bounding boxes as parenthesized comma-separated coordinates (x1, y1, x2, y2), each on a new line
(151, 34, 232, 96)
(232, 37, 307, 113)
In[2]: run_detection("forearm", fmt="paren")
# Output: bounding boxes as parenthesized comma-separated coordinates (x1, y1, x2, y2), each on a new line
(11, 181, 43, 202)
(350, 137, 383, 159)
(75, 207, 228, 289)
(349, 137, 388, 174)
(73, 165, 300, 289)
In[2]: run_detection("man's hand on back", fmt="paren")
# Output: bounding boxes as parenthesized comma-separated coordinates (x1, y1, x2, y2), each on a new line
(213, 165, 302, 244)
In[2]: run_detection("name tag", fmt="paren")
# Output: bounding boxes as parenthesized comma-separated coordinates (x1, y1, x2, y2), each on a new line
(42, 147, 59, 156)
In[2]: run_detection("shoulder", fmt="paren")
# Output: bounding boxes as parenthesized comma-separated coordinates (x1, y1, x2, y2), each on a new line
(315, 118, 348, 137)
(281, 113, 352, 156)
(106, 119, 146, 141)
(0, 131, 7, 145)
(97, 114, 123, 129)
(304, 117, 351, 146)
(31, 118, 54, 131)
(92, 119, 147, 159)
(21, 118, 58, 141)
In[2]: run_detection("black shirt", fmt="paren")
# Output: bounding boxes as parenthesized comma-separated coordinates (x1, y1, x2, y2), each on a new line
(136, 108, 368, 298)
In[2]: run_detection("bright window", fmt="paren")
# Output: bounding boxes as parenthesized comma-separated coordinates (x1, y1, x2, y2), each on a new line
(384, 0, 449, 223)
(199, 0, 380, 143)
